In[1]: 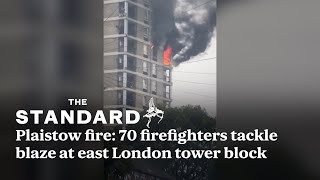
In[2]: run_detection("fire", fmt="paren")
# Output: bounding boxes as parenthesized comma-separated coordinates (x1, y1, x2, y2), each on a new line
(163, 46, 172, 66)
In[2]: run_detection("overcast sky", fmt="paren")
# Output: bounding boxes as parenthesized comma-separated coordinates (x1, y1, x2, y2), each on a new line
(172, 29, 216, 116)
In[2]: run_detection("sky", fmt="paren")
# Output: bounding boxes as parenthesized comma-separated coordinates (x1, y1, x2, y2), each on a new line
(172, 29, 216, 116)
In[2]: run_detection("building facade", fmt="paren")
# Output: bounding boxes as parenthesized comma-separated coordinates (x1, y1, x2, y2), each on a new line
(103, 0, 172, 112)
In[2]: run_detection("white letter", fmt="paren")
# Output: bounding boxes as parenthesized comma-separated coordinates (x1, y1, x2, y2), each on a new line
(16, 147, 25, 159)
(92, 110, 107, 124)
(77, 110, 92, 124)
(44, 110, 58, 124)
(68, 99, 74, 105)
(82, 99, 87, 106)
(16, 110, 28, 124)
(16, 130, 26, 141)
(110, 110, 122, 124)
(126, 110, 140, 124)
(61, 110, 74, 124)
(30, 110, 43, 124)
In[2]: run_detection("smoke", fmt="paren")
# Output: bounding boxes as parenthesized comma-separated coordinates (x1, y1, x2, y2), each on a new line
(151, 0, 216, 65)
(151, 0, 176, 48)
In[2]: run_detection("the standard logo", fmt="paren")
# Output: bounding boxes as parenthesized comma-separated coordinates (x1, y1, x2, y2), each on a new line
(143, 97, 164, 128)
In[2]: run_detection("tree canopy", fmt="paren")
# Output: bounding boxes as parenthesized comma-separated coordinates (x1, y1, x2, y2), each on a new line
(105, 105, 216, 179)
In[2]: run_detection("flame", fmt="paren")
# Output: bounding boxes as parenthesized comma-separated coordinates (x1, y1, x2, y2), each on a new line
(163, 46, 172, 66)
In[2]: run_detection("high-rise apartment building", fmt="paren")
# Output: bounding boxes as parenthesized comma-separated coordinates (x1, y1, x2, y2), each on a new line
(103, 0, 172, 112)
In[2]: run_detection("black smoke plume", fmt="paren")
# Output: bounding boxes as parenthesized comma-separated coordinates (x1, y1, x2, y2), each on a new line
(151, 0, 216, 65)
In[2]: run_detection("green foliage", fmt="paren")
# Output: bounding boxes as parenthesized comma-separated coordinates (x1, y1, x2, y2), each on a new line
(105, 105, 216, 179)
(132, 105, 216, 179)
(104, 134, 132, 179)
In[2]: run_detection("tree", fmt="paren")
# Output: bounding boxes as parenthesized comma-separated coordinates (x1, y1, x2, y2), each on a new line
(130, 105, 216, 179)
(104, 132, 133, 180)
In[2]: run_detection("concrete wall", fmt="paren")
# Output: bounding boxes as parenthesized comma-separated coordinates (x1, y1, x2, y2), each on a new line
(104, 38, 120, 53)
(104, 73, 120, 89)
(104, 3, 120, 19)
(104, 54, 119, 71)
(104, 90, 118, 105)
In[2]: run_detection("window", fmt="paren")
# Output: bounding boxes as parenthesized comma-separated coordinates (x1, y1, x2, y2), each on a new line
(143, 79, 148, 92)
(143, 62, 148, 75)
(128, 39, 137, 53)
(152, 64, 156, 77)
(119, 2, 125, 16)
(118, 73, 123, 87)
(117, 55, 123, 69)
(127, 91, 136, 107)
(144, 0, 150, 7)
(143, 96, 148, 107)
(117, 21, 124, 34)
(151, 81, 157, 94)
(165, 85, 170, 98)
(128, 22, 137, 36)
(117, 91, 123, 104)
(118, 56, 123, 64)
(165, 69, 170, 81)
(128, 3, 137, 19)
(144, 10, 149, 23)
(152, 47, 157, 60)
(127, 73, 136, 89)
(127, 56, 136, 72)
(143, 44, 148, 57)
(118, 38, 124, 51)
(143, 27, 149, 41)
